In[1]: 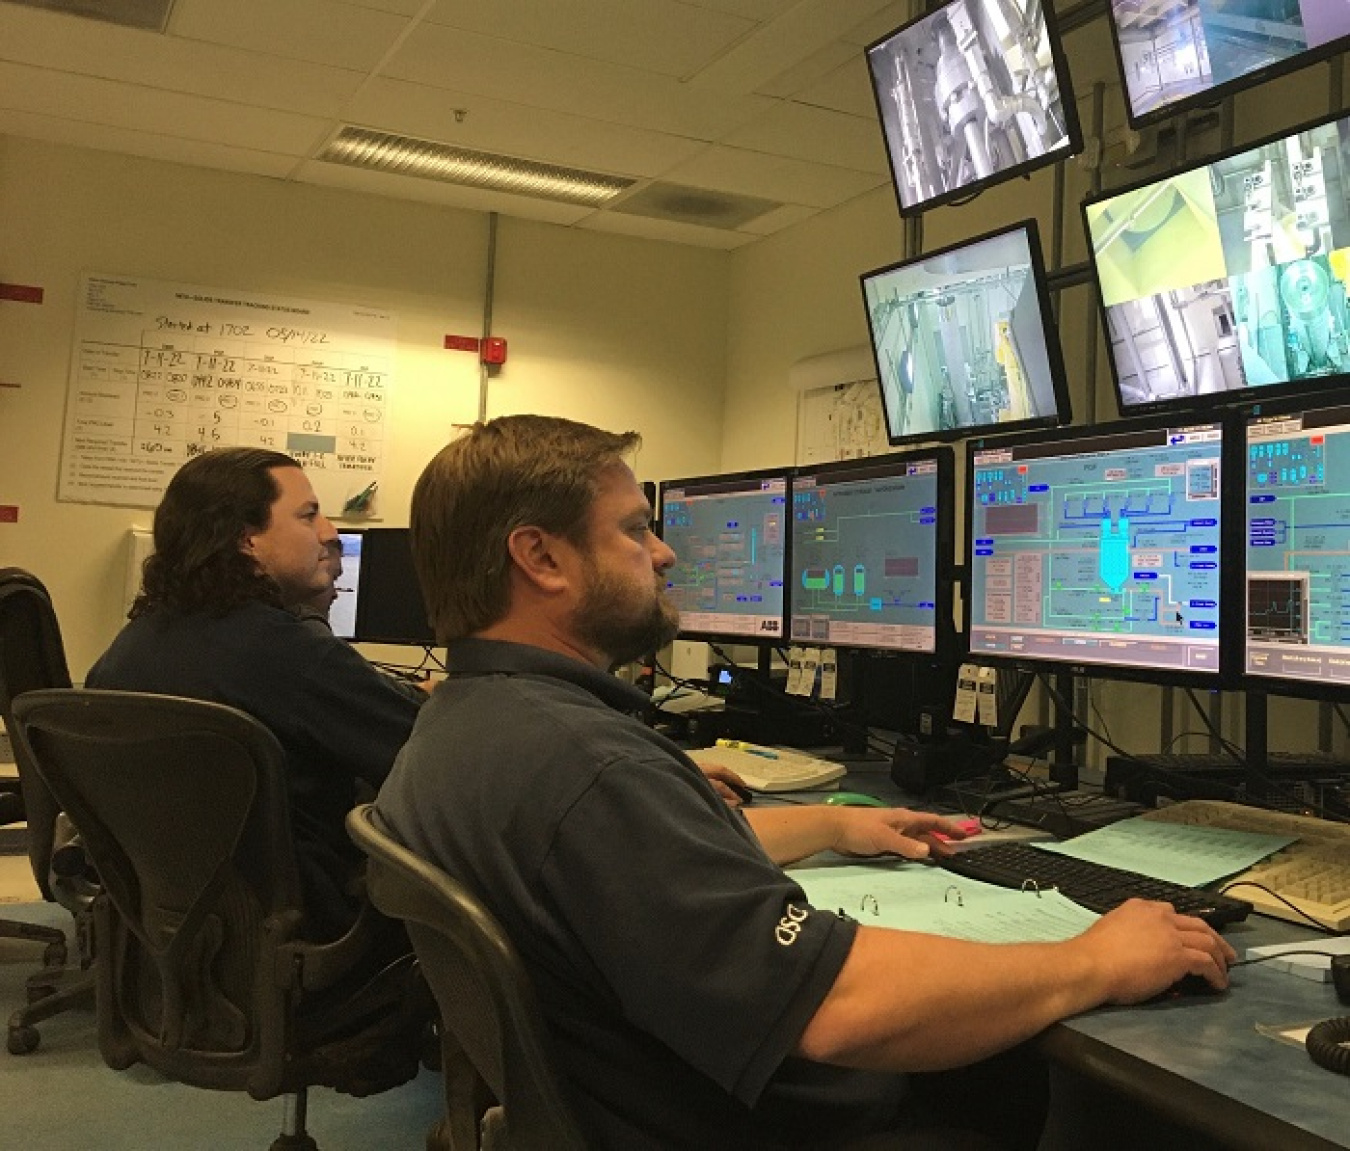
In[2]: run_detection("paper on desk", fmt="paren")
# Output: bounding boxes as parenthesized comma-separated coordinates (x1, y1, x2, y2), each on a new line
(1034, 818, 1295, 888)
(1245, 937, 1350, 983)
(793, 862, 1099, 944)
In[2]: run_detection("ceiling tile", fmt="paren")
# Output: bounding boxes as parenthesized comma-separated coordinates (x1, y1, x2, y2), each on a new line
(0, 107, 302, 177)
(384, 21, 773, 139)
(0, 61, 331, 154)
(576, 209, 756, 250)
(347, 77, 706, 177)
(734, 202, 820, 235)
(754, 41, 860, 100)
(296, 156, 597, 224)
(789, 55, 879, 118)
(422, 0, 754, 79)
(662, 144, 887, 207)
(841, 0, 911, 47)
(678, 0, 797, 19)
(723, 100, 886, 172)
(170, 0, 413, 72)
(0, 4, 363, 118)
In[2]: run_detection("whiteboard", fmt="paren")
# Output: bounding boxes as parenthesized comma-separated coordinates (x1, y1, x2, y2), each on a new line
(795, 378, 889, 465)
(58, 273, 396, 515)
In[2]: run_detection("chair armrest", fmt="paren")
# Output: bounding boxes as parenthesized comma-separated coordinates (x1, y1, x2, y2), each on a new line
(266, 898, 395, 992)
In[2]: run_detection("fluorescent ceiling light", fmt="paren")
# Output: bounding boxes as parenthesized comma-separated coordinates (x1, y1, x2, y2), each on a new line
(320, 126, 636, 207)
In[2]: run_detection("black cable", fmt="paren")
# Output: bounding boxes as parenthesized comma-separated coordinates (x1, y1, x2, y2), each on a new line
(1183, 687, 1245, 759)
(1216, 880, 1339, 933)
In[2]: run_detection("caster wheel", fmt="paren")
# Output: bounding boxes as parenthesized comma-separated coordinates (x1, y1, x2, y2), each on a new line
(43, 942, 67, 968)
(8, 1026, 39, 1055)
(26, 983, 56, 1005)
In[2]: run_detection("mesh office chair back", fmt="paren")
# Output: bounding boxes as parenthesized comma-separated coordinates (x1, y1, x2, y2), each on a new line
(13, 689, 428, 1120)
(347, 803, 588, 1151)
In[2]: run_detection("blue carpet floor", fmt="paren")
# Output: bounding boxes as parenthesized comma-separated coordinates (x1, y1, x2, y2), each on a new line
(0, 900, 446, 1150)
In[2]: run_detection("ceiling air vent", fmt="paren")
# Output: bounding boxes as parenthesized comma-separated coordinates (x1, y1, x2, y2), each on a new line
(609, 183, 780, 231)
(1, 0, 175, 31)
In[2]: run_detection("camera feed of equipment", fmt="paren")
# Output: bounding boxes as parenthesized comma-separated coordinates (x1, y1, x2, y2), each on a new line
(1085, 113, 1350, 415)
(866, 0, 1080, 216)
(861, 221, 1071, 446)
(1109, 0, 1350, 127)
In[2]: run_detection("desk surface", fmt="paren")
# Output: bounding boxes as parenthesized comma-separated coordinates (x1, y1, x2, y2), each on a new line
(796, 759, 1350, 1151)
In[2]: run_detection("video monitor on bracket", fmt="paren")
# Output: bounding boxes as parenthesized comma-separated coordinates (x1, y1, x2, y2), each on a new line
(1108, 0, 1350, 129)
(865, 0, 1081, 217)
(1084, 110, 1350, 418)
(1245, 399, 1350, 698)
(659, 469, 789, 643)
(861, 219, 1072, 447)
(966, 414, 1241, 685)
(328, 529, 364, 641)
(788, 448, 955, 656)
(352, 527, 436, 646)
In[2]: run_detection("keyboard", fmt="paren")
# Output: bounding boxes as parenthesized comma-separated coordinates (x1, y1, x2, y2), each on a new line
(686, 745, 846, 793)
(1110, 750, 1350, 776)
(1141, 800, 1350, 931)
(939, 841, 1252, 929)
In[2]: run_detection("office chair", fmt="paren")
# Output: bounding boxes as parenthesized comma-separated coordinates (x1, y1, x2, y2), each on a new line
(0, 566, 96, 1055)
(347, 803, 588, 1151)
(12, 689, 434, 1150)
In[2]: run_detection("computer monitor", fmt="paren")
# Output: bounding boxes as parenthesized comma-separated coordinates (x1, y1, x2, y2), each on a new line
(788, 448, 955, 655)
(1083, 110, 1350, 417)
(1108, 0, 1350, 129)
(1245, 400, 1350, 697)
(328, 529, 363, 641)
(861, 220, 1072, 446)
(966, 415, 1240, 684)
(352, 527, 436, 646)
(865, 0, 1081, 217)
(659, 469, 789, 642)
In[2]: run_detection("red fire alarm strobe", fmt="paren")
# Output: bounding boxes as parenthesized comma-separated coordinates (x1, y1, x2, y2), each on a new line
(481, 336, 508, 365)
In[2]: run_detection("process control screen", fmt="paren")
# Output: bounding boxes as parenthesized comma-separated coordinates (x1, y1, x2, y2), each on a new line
(790, 457, 942, 653)
(660, 474, 787, 640)
(969, 422, 1226, 675)
(1247, 406, 1350, 686)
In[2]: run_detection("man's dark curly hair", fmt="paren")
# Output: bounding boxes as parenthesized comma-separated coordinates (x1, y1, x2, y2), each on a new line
(130, 447, 301, 618)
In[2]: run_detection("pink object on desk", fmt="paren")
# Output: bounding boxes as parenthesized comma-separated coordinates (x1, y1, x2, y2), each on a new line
(932, 818, 982, 843)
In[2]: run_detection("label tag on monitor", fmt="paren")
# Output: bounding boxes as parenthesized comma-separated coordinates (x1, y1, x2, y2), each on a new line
(800, 648, 821, 698)
(952, 662, 979, 725)
(976, 666, 1000, 727)
(787, 646, 810, 695)
(819, 648, 838, 701)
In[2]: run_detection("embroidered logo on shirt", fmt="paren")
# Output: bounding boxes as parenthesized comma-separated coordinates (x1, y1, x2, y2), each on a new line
(774, 902, 809, 946)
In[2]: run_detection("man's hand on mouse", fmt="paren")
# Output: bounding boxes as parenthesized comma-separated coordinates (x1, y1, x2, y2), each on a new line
(699, 763, 751, 807)
(830, 807, 969, 860)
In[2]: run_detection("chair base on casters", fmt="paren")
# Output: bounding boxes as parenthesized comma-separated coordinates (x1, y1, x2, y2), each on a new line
(7, 967, 95, 1054)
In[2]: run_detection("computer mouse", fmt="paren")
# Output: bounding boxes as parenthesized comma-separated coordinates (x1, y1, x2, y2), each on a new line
(823, 791, 888, 808)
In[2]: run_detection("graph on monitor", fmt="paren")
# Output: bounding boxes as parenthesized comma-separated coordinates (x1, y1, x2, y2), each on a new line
(1246, 403, 1350, 690)
(659, 471, 788, 641)
(789, 451, 952, 654)
(968, 420, 1229, 679)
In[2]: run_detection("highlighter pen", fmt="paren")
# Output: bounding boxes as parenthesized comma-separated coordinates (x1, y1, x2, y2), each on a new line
(715, 739, 779, 760)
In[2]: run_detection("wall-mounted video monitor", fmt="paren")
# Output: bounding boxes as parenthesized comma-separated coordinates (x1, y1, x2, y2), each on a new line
(788, 448, 955, 655)
(1245, 400, 1350, 697)
(329, 529, 363, 641)
(1108, 0, 1350, 129)
(861, 220, 1072, 446)
(1084, 111, 1350, 418)
(967, 415, 1240, 685)
(865, 0, 1081, 217)
(659, 470, 789, 642)
(352, 527, 436, 646)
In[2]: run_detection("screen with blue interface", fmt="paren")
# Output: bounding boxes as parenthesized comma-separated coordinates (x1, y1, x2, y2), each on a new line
(329, 530, 362, 641)
(660, 472, 788, 641)
(1246, 404, 1350, 690)
(968, 420, 1227, 677)
(789, 453, 950, 654)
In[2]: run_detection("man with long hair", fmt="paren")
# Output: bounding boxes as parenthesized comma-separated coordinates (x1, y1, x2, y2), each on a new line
(88, 447, 422, 939)
(376, 414, 1235, 1150)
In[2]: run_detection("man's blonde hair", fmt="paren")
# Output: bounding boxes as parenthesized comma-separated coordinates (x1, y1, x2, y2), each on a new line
(411, 415, 641, 641)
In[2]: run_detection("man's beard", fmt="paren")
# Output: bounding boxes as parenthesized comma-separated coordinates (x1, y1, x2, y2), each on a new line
(573, 563, 681, 668)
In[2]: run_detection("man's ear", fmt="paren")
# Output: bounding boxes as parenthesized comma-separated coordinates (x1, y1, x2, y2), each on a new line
(505, 526, 571, 594)
(238, 528, 261, 558)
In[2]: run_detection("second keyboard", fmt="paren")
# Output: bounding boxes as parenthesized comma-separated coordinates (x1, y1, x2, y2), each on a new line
(939, 841, 1252, 929)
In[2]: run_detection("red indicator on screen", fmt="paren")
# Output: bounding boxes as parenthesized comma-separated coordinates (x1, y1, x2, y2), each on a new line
(0, 283, 42, 304)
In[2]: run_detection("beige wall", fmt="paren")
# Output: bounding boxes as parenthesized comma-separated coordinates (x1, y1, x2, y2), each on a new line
(0, 135, 729, 678)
